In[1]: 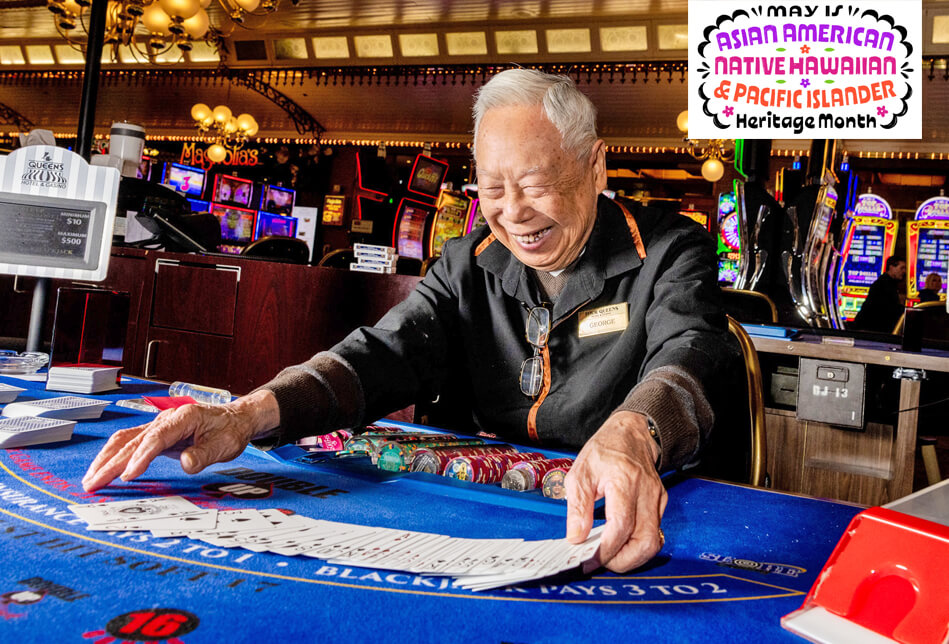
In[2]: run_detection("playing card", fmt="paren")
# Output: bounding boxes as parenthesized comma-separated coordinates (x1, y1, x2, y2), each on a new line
(2, 395, 109, 420)
(437, 538, 525, 576)
(334, 529, 428, 568)
(300, 524, 382, 560)
(0, 382, 25, 403)
(195, 510, 303, 548)
(98, 510, 219, 534)
(69, 496, 204, 527)
(0, 417, 75, 448)
(367, 532, 449, 570)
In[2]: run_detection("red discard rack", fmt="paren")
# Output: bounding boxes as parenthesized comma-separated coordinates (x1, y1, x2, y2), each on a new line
(782, 479, 949, 644)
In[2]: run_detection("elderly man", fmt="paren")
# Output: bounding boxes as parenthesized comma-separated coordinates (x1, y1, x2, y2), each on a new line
(83, 69, 738, 573)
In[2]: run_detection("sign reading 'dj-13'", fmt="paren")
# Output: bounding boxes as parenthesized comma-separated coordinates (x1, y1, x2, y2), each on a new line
(688, 1, 921, 139)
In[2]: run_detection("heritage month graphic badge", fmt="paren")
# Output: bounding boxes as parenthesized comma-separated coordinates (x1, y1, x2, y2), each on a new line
(688, 1, 921, 139)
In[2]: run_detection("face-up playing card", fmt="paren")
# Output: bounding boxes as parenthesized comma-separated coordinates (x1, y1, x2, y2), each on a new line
(300, 524, 382, 560)
(67, 493, 613, 593)
(69, 496, 204, 527)
(103, 510, 219, 534)
(332, 529, 426, 568)
(364, 532, 449, 570)
(435, 538, 525, 576)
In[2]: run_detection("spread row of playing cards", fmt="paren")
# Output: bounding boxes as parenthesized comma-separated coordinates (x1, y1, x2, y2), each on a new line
(69, 496, 603, 591)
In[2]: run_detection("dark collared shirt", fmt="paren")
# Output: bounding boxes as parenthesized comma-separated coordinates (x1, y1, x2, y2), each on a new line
(262, 197, 738, 470)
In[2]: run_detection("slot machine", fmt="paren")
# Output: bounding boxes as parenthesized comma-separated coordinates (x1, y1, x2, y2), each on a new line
(391, 198, 436, 261)
(833, 194, 898, 327)
(726, 139, 786, 307)
(906, 194, 949, 303)
(390, 154, 448, 260)
(210, 203, 257, 254)
(783, 140, 839, 327)
(716, 191, 742, 286)
(427, 189, 470, 257)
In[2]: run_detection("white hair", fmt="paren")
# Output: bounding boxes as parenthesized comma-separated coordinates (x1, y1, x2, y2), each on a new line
(472, 68, 598, 160)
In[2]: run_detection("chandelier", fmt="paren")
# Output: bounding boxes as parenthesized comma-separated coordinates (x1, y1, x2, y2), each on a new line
(676, 110, 735, 183)
(191, 102, 258, 163)
(46, 0, 279, 61)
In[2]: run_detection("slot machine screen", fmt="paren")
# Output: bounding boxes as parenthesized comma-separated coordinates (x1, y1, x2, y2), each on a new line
(163, 162, 206, 197)
(210, 203, 256, 249)
(909, 224, 949, 295)
(407, 155, 449, 200)
(260, 184, 295, 215)
(187, 198, 210, 213)
(212, 174, 254, 208)
(842, 224, 887, 288)
(255, 212, 298, 239)
(393, 199, 435, 260)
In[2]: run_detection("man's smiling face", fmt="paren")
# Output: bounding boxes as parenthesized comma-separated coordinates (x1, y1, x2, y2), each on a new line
(475, 104, 606, 272)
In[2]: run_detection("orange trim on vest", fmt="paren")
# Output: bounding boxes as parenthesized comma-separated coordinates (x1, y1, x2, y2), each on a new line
(474, 233, 496, 256)
(613, 200, 647, 260)
(526, 344, 551, 442)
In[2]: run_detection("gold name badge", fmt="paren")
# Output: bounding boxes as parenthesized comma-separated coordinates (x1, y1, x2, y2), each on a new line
(578, 303, 629, 338)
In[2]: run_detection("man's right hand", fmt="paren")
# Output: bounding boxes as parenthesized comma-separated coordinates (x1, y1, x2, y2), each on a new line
(82, 389, 280, 492)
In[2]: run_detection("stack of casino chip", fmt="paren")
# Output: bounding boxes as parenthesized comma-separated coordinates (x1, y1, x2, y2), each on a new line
(410, 444, 519, 475)
(376, 437, 487, 472)
(341, 432, 458, 459)
(501, 458, 575, 492)
(444, 452, 547, 483)
(296, 429, 352, 452)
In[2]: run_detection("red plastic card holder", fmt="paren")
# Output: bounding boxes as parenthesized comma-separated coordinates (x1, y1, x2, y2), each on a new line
(782, 504, 949, 643)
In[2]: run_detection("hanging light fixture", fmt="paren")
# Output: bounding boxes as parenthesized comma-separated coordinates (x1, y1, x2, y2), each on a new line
(47, 0, 280, 61)
(676, 110, 734, 183)
(192, 102, 258, 163)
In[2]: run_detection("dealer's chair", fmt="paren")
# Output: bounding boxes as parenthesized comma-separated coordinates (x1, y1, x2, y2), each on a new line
(318, 248, 355, 269)
(694, 315, 769, 487)
(241, 236, 311, 264)
(720, 288, 778, 324)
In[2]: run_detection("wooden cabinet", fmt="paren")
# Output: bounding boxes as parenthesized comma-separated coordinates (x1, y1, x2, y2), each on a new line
(753, 335, 949, 506)
(135, 250, 422, 395)
(143, 328, 233, 386)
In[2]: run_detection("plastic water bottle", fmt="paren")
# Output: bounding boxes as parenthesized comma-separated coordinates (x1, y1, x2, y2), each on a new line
(167, 381, 231, 405)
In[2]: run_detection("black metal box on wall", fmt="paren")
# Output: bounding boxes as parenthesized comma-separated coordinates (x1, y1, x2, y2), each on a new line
(796, 358, 866, 429)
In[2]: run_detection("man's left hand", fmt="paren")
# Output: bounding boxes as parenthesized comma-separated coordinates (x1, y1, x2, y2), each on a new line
(564, 411, 667, 573)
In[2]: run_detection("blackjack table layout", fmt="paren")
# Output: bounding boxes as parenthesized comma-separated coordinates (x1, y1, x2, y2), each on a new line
(0, 375, 861, 643)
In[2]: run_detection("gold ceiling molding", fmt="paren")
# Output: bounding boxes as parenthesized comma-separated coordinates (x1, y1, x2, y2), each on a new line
(0, 61, 689, 87)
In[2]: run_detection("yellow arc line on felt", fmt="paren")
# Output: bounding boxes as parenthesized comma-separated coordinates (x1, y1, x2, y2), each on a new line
(0, 459, 803, 604)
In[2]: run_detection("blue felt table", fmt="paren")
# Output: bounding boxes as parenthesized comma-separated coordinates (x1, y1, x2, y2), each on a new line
(0, 375, 861, 643)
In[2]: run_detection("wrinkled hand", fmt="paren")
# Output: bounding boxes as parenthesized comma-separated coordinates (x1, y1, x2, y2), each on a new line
(82, 389, 280, 493)
(565, 411, 667, 573)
